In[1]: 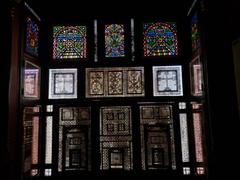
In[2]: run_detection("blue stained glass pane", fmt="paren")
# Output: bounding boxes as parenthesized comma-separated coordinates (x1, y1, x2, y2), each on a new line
(26, 17, 39, 57)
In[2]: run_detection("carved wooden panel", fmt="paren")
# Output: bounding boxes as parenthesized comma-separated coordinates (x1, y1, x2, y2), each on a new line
(140, 105, 176, 170)
(58, 107, 91, 171)
(100, 106, 132, 170)
(86, 67, 144, 97)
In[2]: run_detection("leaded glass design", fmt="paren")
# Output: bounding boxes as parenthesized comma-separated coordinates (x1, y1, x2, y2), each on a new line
(140, 105, 176, 170)
(53, 26, 87, 59)
(58, 107, 91, 171)
(191, 12, 201, 52)
(179, 113, 190, 162)
(22, 107, 40, 176)
(143, 22, 178, 56)
(153, 66, 183, 96)
(190, 55, 203, 96)
(48, 69, 77, 99)
(25, 17, 39, 57)
(105, 24, 125, 57)
(100, 106, 132, 170)
(24, 61, 40, 99)
(86, 67, 144, 97)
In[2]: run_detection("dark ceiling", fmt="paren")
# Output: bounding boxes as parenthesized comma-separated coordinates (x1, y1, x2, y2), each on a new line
(24, 0, 194, 21)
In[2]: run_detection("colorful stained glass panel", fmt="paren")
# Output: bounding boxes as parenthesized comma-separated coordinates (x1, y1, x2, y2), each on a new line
(53, 26, 87, 59)
(26, 17, 39, 56)
(105, 24, 125, 57)
(191, 12, 201, 52)
(143, 22, 178, 56)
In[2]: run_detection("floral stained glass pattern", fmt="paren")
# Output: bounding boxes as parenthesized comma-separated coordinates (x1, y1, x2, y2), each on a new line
(53, 26, 87, 59)
(105, 24, 125, 57)
(143, 22, 178, 56)
(26, 17, 39, 57)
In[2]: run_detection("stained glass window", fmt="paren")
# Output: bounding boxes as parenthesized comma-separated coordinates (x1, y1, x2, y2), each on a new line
(58, 107, 91, 171)
(140, 105, 176, 170)
(48, 69, 77, 99)
(191, 12, 201, 52)
(143, 22, 178, 56)
(100, 106, 133, 170)
(152, 66, 183, 96)
(53, 26, 87, 59)
(105, 24, 125, 57)
(24, 61, 40, 99)
(25, 17, 39, 57)
(86, 67, 144, 98)
(190, 55, 203, 96)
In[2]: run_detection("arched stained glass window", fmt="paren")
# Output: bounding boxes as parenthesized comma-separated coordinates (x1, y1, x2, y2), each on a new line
(53, 26, 87, 59)
(26, 17, 39, 57)
(105, 24, 125, 57)
(143, 22, 178, 56)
